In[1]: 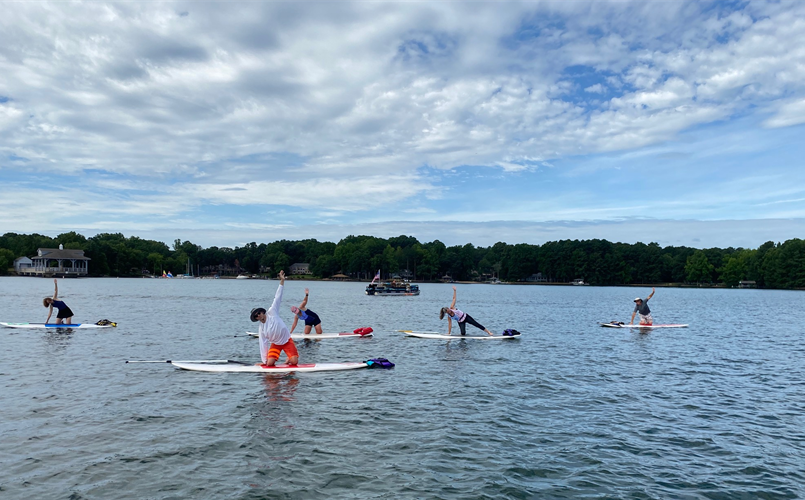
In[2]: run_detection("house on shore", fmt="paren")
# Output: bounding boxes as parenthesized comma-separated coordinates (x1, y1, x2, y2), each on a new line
(17, 245, 90, 277)
(290, 263, 311, 275)
(14, 256, 33, 274)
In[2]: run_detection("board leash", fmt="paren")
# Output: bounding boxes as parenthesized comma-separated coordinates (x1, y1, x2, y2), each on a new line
(125, 359, 250, 364)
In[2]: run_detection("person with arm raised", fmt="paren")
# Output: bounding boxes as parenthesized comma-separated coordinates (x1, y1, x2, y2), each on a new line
(250, 271, 298, 366)
(43, 278, 74, 325)
(439, 285, 494, 336)
(630, 287, 656, 326)
(289, 288, 324, 335)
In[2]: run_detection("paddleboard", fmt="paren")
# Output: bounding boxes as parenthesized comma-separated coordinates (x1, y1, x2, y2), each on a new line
(401, 330, 521, 340)
(246, 331, 373, 339)
(0, 322, 114, 329)
(599, 322, 688, 329)
(171, 361, 368, 373)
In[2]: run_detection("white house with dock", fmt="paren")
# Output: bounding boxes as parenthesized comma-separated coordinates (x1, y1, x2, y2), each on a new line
(17, 245, 91, 277)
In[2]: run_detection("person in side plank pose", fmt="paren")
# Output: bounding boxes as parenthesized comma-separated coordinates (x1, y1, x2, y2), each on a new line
(630, 287, 656, 325)
(289, 288, 324, 335)
(44, 278, 74, 324)
(439, 285, 494, 336)
(250, 270, 298, 366)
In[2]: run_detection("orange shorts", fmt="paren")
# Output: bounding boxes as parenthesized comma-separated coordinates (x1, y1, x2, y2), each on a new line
(267, 339, 298, 361)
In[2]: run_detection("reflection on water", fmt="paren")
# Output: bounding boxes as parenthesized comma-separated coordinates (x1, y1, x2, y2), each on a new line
(43, 330, 75, 350)
(261, 375, 300, 402)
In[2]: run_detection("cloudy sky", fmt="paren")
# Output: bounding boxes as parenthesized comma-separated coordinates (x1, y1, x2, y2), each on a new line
(1, 1, 804, 249)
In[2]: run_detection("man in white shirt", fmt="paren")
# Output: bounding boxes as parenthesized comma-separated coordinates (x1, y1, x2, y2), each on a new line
(250, 270, 299, 366)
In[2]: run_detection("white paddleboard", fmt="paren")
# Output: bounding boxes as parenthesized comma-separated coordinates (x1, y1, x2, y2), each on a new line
(171, 361, 368, 373)
(599, 322, 688, 329)
(0, 322, 114, 329)
(246, 331, 373, 339)
(401, 330, 521, 340)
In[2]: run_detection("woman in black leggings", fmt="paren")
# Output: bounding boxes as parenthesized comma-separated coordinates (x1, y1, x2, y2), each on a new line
(439, 286, 494, 336)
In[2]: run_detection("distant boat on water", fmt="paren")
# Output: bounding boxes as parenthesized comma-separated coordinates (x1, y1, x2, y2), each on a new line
(365, 280, 420, 296)
(176, 258, 196, 278)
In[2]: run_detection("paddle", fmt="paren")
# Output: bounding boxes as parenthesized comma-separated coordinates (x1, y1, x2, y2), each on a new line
(125, 359, 251, 365)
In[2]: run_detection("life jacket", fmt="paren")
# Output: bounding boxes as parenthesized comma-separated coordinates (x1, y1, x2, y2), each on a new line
(502, 328, 520, 336)
(95, 319, 118, 327)
(353, 327, 374, 336)
(365, 358, 395, 368)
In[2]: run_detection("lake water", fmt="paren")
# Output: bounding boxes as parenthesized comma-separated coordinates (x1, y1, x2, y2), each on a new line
(1, 277, 803, 499)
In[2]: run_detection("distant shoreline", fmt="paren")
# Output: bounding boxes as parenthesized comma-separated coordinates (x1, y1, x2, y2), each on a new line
(3, 274, 785, 289)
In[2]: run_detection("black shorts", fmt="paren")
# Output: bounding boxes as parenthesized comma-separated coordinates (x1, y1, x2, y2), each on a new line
(56, 306, 74, 319)
(303, 310, 321, 327)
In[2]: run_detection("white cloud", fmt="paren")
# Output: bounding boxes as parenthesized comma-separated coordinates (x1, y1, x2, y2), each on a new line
(2, 1, 805, 242)
(3, 1, 803, 180)
(183, 175, 437, 211)
(0, 103, 24, 133)
(763, 97, 805, 128)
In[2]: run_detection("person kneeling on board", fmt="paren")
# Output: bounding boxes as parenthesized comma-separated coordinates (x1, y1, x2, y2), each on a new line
(439, 285, 494, 336)
(630, 287, 655, 326)
(289, 288, 324, 335)
(44, 278, 74, 325)
(250, 270, 299, 367)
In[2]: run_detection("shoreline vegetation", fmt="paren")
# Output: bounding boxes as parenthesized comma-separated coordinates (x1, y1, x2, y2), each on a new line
(1, 231, 803, 290)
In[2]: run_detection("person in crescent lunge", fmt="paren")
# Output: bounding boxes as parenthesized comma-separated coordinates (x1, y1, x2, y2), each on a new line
(44, 278, 74, 324)
(630, 287, 656, 325)
(289, 288, 324, 335)
(250, 270, 299, 367)
(439, 285, 494, 336)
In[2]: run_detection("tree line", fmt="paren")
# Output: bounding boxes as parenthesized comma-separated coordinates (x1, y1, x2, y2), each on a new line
(1, 231, 804, 289)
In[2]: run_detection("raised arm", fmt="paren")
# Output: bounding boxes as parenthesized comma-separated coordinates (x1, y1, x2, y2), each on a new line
(52, 278, 59, 300)
(647, 287, 655, 301)
(450, 286, 457, 309)
(269, 271, 286, 315)
(298, 288, 309, 309)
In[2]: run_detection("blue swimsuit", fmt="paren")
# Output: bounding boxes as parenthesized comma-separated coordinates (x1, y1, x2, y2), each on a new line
(299, 309, 321, 326)
(51, 300, 74, 319)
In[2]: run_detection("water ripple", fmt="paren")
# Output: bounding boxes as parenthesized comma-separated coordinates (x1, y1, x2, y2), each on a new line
(1, 279, 805, 498)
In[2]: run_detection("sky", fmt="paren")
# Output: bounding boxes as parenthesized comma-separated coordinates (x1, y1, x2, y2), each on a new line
(1, 0, 804, 250)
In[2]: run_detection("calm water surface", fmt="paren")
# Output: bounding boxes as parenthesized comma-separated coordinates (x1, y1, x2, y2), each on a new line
(1, 277, 804, 499)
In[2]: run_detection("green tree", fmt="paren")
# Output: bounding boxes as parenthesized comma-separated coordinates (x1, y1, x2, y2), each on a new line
(0, 248, 15, 275)
(382, 245, 398, 274)
(718, 250, 751, 287)
(685, 251, 715, 283)
(271, 252, 289, 274)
